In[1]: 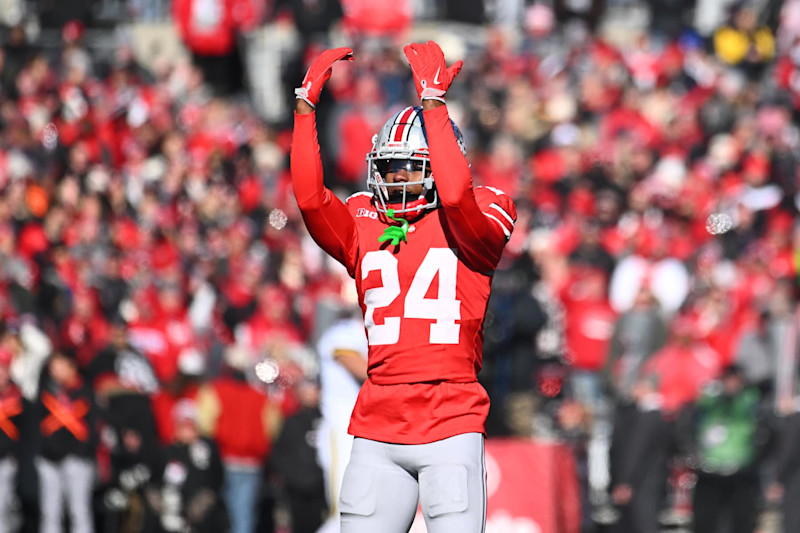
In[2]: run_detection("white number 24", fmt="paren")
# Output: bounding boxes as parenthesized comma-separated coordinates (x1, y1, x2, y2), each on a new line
(361, 248, 461, 346)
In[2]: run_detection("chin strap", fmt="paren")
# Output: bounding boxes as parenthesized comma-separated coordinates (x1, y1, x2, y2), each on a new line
(377, 209, 409, 246)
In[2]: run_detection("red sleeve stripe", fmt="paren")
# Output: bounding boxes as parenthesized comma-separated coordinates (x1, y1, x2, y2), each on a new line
(484, 213, 511, 239)
(489, 203, 515, 226)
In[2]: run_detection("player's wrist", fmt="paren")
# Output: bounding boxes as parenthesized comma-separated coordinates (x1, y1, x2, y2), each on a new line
(421, 98, 445, 110)
(294, 91, 317, 110)
(295, 98, 316, 114)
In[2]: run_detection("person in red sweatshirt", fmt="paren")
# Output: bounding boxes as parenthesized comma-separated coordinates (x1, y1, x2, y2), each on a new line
(171, 0, 261, 96)
(151, 348, 205, 445)
(59, 287, 110, 368)
(196, 346, 281, 533)
(560, 266, 617, 408)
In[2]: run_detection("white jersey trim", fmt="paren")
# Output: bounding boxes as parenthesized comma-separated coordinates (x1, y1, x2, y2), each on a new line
(347, 191, 373, 202)
(484, 213, 511, 239)
(479, 186, 508, 197)
(489, 203, 515, 226)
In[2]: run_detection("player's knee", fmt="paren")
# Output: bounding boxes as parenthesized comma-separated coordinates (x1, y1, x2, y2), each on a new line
(419, 464, 470, 518)
(339, 463, 376, 517)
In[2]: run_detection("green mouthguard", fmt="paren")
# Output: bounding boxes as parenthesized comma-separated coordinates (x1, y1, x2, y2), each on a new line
(377, 209, 409, 246)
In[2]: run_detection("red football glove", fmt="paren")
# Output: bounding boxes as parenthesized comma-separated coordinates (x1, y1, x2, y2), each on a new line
(403, 41, 463, 103)
(294, 47, 354, 108)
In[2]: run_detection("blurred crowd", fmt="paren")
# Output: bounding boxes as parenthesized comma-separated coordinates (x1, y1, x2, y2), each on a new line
(0, 0, 797, 531)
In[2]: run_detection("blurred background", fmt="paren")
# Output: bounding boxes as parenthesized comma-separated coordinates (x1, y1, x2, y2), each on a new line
(0, 0, 797, 532)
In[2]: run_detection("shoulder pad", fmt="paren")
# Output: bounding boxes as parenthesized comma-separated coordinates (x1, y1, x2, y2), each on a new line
(346, 191, 373, 204)
(475, 187, 516, 239)
(476, 185, 509, 198)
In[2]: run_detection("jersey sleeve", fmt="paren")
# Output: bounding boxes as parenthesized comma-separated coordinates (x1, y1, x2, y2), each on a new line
(476, 186, 517, 243)
(291, 112, 359, 277)
(422, 105, 517, 272)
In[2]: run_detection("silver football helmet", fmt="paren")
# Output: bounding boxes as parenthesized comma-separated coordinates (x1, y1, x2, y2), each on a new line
(366, 106, 466, 214)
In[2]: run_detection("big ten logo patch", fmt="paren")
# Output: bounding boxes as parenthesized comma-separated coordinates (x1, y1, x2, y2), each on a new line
(356, 208, 378, 219)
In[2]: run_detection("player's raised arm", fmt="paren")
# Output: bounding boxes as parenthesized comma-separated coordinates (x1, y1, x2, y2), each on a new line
(290, 48, 360, 276)
(403, 41, 515, 272)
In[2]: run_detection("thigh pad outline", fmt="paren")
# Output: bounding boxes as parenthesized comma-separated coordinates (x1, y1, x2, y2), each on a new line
(339, 463, 377, 517)
(420, 464, 469, 518)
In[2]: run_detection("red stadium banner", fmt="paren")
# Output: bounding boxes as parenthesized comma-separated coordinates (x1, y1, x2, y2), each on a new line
(410, 438, 581, 533)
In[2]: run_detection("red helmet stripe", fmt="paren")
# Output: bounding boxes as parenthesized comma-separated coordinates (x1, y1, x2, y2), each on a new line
(392, 107, 416, 142)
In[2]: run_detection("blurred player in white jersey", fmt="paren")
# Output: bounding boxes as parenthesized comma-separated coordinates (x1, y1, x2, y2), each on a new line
(316, 308, 368, 533)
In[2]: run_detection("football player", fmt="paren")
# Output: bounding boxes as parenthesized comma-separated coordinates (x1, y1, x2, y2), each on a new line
(290, 41, 517, 533)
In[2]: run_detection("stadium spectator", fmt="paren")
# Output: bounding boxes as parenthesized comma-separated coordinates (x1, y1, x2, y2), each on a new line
(171, 0, 262, 96)
(99, 407, 162, 533)
(768, 403, 800, 533)
(278, 0, 344, 42)
(560, 266, 617, 409)
(155, 399, 228, 533)
(604, 285, 669, 407)
(608, 226, 691, 316)
(604, 284, 669, 520)
(686, 364, 769, 533)
(0, 348, 26, 533)
(0, 25, 32, 101)
(339, 0, 413, 38)
(640, 313, 723, 415)
(236, 283, 305, 361)
(7, 318, 52, 404)
(481, 251, 546, 437)
(649, 0, 694, 43)
(733, 308, 779, 395)
(126, 286, 179, 385)
(35, 349, 97, 533)
(553, 0, 605, 33)
(151, 348, 206, 445)
(270, 376, 327, 533)
(197, 346, 281, 533)
(59, 286, 110, 368)
(86, 318, 162, 529)
(332, 74, 390, 193)
(713, 2, 776, 79)
(609, 374, 674, 533)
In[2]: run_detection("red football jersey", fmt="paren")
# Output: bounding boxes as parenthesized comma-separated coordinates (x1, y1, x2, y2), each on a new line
(347, 190, 513, 384)
(291, 106, 517, 443)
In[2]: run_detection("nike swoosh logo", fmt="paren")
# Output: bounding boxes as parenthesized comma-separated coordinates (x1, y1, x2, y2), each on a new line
(433, 67, 441, 85)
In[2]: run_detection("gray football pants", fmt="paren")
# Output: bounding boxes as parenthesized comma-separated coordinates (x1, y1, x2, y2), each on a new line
(339, 432, 486, 533)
